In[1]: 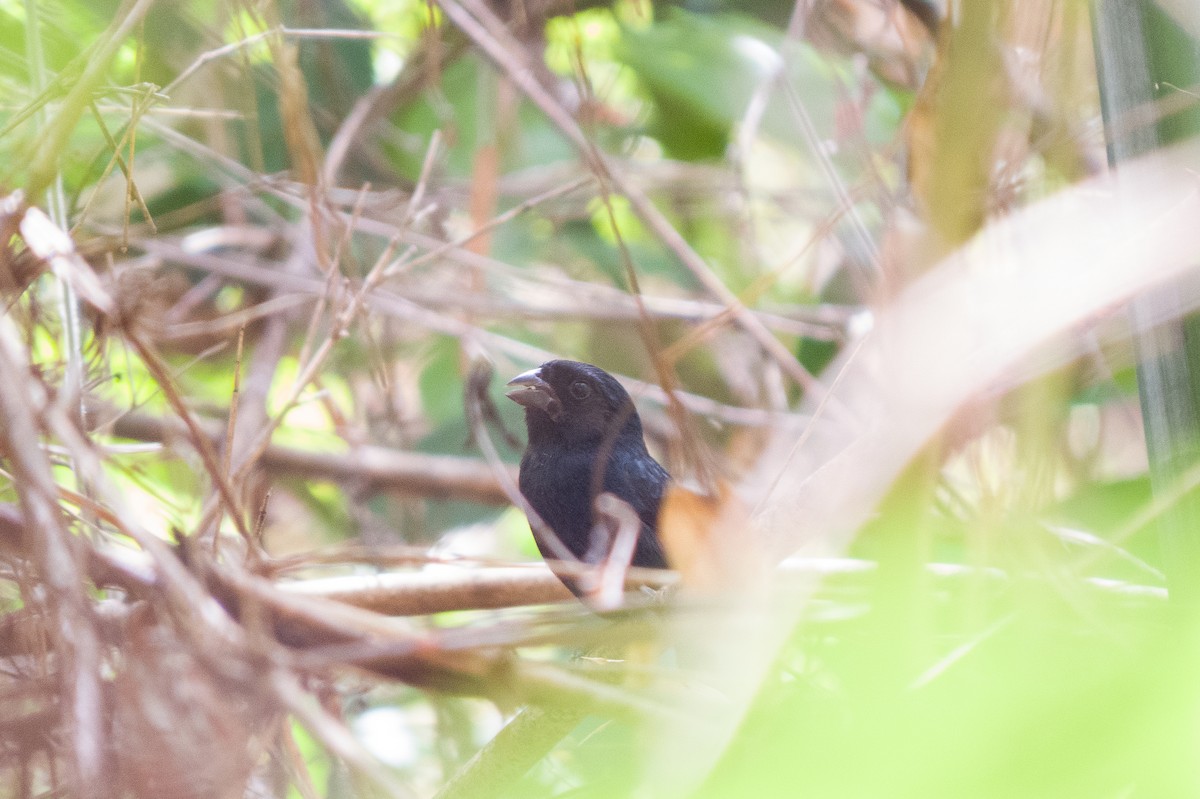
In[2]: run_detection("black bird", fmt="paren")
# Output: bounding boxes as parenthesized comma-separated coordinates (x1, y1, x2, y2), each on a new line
(505, 360, 669, 592)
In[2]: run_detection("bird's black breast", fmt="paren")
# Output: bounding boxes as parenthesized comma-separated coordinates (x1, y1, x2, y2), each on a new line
(518, 438, 669, 570)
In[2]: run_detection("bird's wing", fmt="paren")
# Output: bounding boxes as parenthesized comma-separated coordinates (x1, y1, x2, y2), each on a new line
(602, 449, 666, 522)
(601, 447, 670, 569)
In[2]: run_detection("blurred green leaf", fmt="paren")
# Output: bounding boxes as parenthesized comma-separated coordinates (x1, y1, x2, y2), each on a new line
(696, 592, 1194, 799)
(387, 53, 575, 180)
(617, 12, 776, 160)
(617, 11, 841, 160)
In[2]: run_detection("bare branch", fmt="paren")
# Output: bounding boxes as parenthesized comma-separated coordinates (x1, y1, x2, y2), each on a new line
(104, 410, 515, 505)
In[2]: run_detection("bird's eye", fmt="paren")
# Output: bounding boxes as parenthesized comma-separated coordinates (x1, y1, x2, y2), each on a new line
(569, 381, 591, 400)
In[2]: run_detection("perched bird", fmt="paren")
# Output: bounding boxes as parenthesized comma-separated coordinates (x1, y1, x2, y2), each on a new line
(506, 360, 669, 594)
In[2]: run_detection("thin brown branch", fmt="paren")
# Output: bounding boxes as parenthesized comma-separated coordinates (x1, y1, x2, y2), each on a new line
(434, 0, 825, 395)
(104, 409, 515, 505)
(215, 565, 692, 718)
(281, 565, 569, 613)
(0, 321, 106, 792)
(279, 563, 677, 615)
(124, 334, 252, 543)
(133, 237, 796, 428)
(226, 133, 444, 490)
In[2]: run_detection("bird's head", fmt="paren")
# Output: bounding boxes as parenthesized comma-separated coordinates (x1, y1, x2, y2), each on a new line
(505, 360, 643, 445)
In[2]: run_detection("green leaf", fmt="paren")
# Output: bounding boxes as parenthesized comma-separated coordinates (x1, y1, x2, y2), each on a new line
(616, 11, 841, 160)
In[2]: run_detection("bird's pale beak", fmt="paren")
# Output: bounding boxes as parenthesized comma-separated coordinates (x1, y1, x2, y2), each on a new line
(505, 368, 562, 420)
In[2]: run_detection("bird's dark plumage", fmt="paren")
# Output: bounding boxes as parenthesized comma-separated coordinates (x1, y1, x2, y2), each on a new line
(506, 360, 669, 591)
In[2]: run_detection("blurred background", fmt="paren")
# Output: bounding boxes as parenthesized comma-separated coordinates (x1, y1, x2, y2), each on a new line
(2, 0, 1199, 796)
